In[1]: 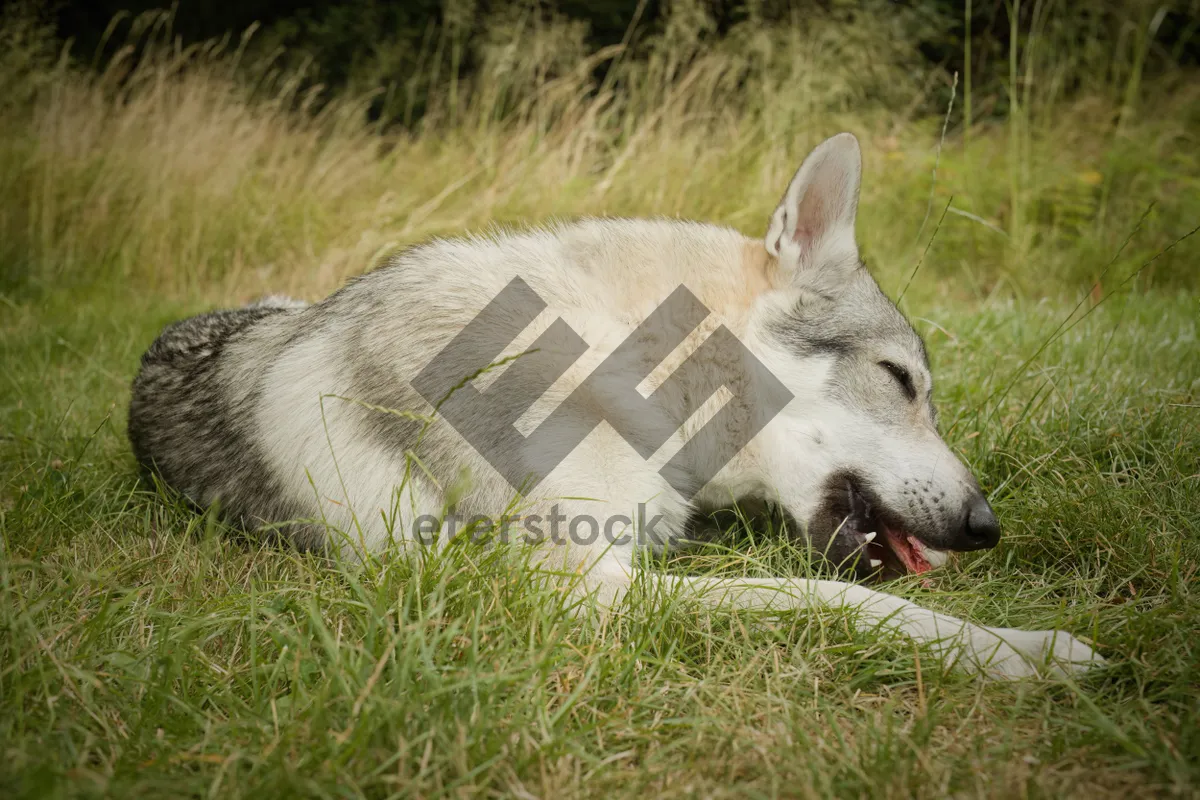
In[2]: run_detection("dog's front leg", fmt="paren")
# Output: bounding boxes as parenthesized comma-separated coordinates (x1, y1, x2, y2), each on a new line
(617, 573, 1103, 679)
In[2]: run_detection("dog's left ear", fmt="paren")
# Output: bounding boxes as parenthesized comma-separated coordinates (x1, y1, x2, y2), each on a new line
(766, 132, 862, 288)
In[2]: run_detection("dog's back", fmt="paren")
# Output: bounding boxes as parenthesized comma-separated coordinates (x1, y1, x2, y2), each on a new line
(127, 220, 759, 553)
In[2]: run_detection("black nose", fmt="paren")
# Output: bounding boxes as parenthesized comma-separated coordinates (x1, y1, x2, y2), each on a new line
(957, 494, 1001, 550)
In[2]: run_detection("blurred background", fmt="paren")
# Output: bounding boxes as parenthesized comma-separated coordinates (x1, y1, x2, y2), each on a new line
(1, 0, 1197, 301)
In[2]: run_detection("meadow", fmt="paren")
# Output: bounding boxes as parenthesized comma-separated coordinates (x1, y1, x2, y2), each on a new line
(1, 3, 1198, 797)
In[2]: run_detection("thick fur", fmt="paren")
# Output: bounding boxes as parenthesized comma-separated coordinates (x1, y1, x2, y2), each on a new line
(129, 134, 1103, 678)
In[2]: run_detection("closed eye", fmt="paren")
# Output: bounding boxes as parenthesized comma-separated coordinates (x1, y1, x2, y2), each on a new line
(879, 360, 917, 401)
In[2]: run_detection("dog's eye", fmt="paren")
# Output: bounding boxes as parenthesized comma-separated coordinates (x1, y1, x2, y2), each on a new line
(879, 361, 916, 401)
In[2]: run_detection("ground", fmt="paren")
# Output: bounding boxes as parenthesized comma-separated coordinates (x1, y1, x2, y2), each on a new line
(2, 284, 1197, 798)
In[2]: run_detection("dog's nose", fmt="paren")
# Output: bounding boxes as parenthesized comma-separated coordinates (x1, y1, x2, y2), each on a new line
(958, 494, 1001, 550)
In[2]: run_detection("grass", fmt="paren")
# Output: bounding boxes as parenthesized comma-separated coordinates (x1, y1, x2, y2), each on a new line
(2, 4, 1200, 797)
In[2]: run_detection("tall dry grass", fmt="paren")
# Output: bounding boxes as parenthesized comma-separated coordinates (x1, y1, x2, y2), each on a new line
(0, 2, 1196, 302)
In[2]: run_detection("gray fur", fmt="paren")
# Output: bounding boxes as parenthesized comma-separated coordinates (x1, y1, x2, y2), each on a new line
(128, 298, 324, 548)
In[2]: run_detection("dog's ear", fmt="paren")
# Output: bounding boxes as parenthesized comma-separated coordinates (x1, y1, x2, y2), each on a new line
(766, 133, 861, 290)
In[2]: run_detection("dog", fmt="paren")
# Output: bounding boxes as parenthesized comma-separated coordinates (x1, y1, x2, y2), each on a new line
(128, 133, 1102, 679)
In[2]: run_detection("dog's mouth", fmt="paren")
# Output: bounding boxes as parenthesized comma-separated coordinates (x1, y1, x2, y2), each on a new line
(834, 479, 947, 582)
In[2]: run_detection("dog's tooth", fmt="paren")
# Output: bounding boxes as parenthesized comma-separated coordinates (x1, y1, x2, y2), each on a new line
(869, 558, 882, 568)
(862, 532, 877, 543)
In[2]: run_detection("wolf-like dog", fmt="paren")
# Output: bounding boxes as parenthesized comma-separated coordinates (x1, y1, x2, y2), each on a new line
(129, 133, 1102, 679)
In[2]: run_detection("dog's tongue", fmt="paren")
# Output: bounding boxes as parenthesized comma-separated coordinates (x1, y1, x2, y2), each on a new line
(883, 527, 932, 575)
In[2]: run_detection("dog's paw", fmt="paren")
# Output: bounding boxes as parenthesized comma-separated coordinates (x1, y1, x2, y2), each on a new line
(965, 626, 1105, 680)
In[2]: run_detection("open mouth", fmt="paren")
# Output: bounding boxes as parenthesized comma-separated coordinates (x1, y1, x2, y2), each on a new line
(834, 479, 946, 582)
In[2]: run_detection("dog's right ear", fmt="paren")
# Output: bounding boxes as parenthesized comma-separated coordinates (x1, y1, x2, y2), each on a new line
(765, 133, 862, 290)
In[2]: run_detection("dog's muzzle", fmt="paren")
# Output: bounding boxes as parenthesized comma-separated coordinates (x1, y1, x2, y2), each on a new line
(827, 477, 999, 582)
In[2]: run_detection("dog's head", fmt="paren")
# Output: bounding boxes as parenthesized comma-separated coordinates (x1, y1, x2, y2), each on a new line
(738, 133, 999, 580)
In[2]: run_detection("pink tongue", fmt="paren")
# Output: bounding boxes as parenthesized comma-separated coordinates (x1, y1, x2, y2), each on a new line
(883, 528, 932, 575)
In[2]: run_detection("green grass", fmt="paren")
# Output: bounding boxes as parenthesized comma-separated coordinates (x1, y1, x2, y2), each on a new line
(2, 3, 1200, 797)
(2, 286, 1197, 797)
